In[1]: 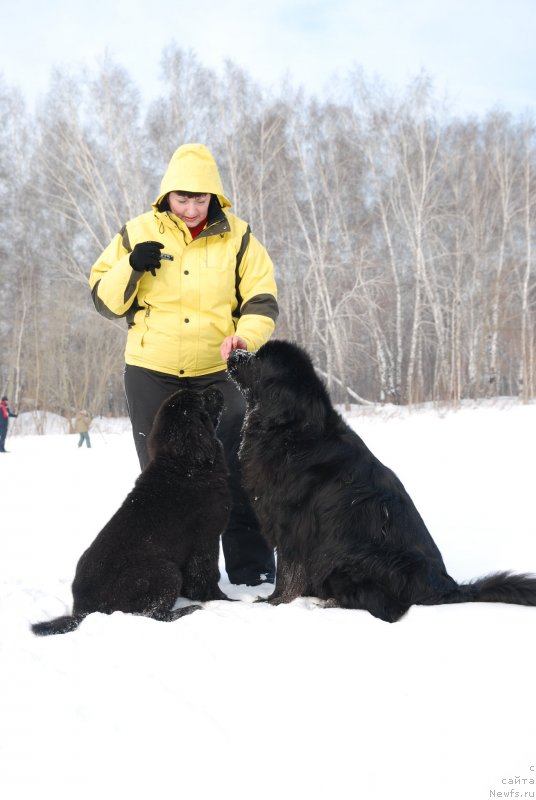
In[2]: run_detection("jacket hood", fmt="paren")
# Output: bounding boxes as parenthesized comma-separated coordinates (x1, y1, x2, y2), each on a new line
(154, 143, 232, 210)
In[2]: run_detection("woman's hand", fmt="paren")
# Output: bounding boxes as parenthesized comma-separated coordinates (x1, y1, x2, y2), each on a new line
(220, 336, 248, 361)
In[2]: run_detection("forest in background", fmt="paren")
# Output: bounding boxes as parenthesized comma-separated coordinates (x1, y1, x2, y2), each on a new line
(0, 45, 535, 421)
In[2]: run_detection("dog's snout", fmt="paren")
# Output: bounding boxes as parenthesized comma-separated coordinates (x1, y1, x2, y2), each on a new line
(228, 348, 254, 371)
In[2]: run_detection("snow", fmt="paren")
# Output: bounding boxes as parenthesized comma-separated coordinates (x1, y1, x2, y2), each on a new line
(1, 400, 535, 800)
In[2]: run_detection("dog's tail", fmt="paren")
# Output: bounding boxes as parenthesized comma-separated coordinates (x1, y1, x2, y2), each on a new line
(436, 571, 536, 607)
(31, 614, 86, 637)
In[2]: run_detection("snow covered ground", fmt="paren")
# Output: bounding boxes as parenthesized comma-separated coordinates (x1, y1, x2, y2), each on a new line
(1, 400, 535, 800)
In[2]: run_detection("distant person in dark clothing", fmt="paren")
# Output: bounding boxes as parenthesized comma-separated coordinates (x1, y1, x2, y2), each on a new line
(75, 410, 92, 448)
(0, 396, 18, 452)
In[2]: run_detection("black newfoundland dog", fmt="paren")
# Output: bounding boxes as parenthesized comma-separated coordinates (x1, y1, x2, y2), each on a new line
(32, 387, 231, 636)
(228, 340, 536, 622)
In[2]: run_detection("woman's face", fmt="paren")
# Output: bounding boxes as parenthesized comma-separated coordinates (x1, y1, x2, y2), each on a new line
(168, 192, 211, 228)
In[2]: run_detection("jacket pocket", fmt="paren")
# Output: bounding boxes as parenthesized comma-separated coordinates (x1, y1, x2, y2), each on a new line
(140, 302, 151, 346)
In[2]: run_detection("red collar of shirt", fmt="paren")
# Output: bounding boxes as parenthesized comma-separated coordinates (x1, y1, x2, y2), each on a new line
(187, 217, 208, 239)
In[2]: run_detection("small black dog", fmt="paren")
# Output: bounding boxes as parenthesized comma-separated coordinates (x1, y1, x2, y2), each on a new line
(228, 340, 536, 622)
(32, 387, 231, 636)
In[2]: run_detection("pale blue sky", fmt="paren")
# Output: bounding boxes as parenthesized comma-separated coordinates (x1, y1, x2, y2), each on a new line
(1, 0, 535, 116)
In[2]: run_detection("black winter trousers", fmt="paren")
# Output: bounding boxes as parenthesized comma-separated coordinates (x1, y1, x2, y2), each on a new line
(124, 364, 275, 585)
(0, 423, 7, 452)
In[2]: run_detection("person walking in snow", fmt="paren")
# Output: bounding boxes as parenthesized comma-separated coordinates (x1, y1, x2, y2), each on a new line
(74, 410, 92, 448)
(89, 143, 278, 586)
(0, 396, 18, 452)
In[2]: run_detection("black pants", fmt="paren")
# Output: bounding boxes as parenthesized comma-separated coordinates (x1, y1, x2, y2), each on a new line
(124, 364, 275, 585)
(0, 424, 7, 452)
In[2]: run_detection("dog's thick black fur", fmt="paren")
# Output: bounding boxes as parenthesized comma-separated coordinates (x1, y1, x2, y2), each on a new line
(228, 340, 536, 622)
(32, 388, 231, 636)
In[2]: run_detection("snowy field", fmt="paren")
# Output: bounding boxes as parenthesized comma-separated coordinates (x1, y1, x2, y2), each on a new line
(1, 400, 535, 800)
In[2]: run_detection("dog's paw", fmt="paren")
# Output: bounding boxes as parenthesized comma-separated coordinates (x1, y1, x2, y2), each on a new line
(266, 593, 292, 605)
(206, 587, 232, 601)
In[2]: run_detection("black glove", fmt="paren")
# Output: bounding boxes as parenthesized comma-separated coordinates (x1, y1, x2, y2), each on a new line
(129, 241, 164, 276)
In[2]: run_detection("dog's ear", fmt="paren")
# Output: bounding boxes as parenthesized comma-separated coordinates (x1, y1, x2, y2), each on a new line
(202, 387, 225, 429)
(266, 380, 327, 435)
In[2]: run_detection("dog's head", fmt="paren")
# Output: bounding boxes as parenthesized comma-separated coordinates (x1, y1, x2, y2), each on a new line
(228, 340, 330, 434)
(147, 387, 224, 466)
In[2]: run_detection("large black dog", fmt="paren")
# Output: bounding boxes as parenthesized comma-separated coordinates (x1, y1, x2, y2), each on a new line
(32, 387, 231, 636)
(228, 340, 536, 622)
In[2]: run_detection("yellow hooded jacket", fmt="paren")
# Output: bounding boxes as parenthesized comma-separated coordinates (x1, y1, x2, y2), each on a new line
(89, 143, 278, 377)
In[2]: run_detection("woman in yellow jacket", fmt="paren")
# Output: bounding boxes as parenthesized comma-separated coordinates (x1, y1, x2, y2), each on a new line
(89, 143, 278, 586)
